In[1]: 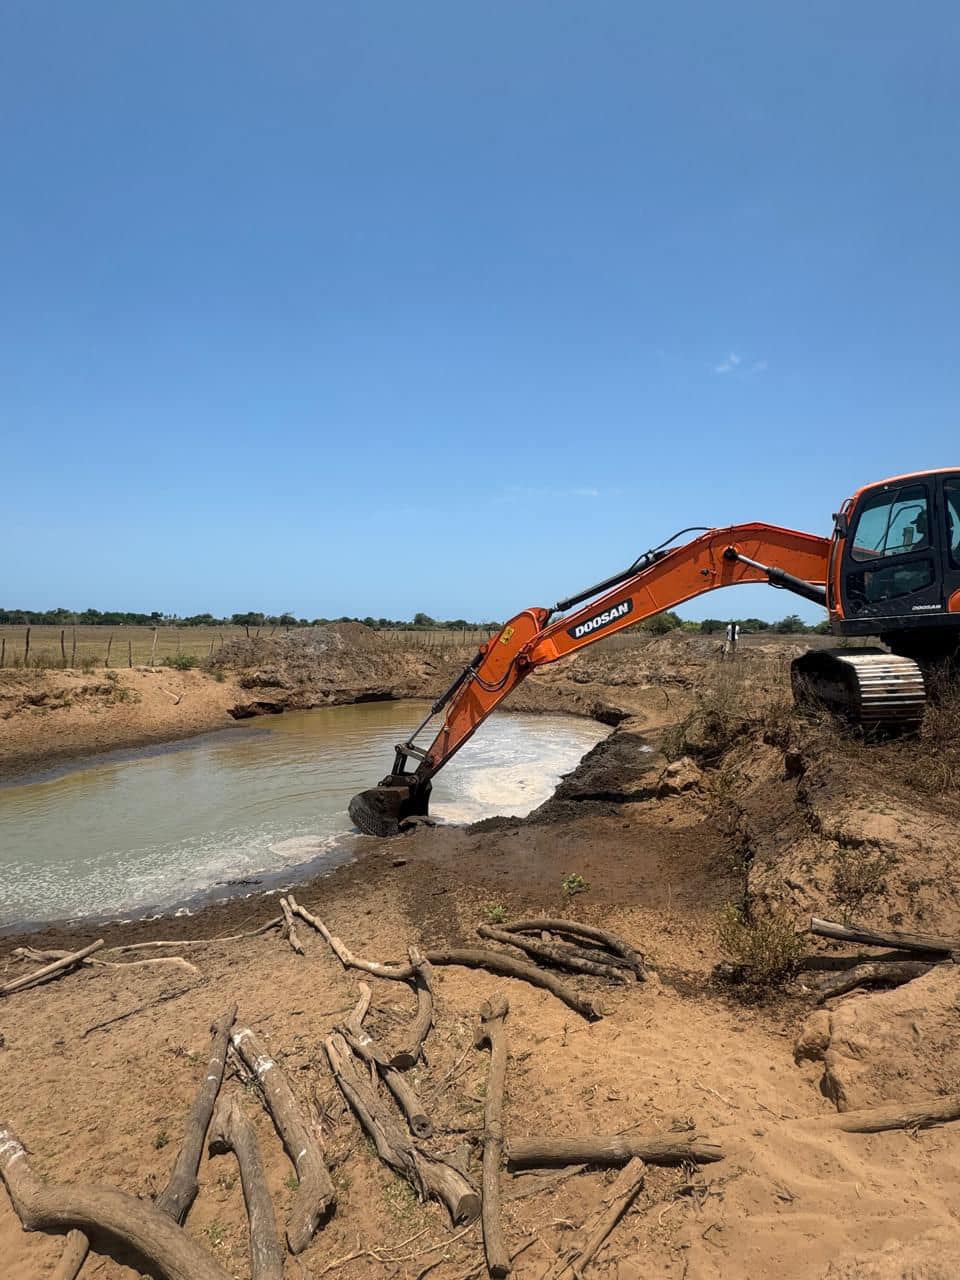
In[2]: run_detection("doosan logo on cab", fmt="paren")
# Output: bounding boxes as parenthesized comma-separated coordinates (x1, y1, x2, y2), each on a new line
(568, 599, 633, 639)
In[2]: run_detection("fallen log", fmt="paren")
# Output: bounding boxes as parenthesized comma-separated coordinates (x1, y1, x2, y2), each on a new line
(0, 1123, 230, 1280)
(476, 926, 630, 984)
(324, 1033, 479, 1223)
(51, 1229, 89, 1280)
(231, 1025, 336, 1252)
(388, 946, 436, 1069)
(506, 1133, 722, 1170)
(279, 897, 304, 956)
(501, 919, 644, 977)
(102, 917, 283, 954)
(0, 940, 104, 997)
(208, 1094, 284, 1280)
(547, 1157, 646, 1279)
(425, 949, 602, 1022)
(284, 905, 602, 1018)
(809, 916, 960, 958)
(475, 997, 511, 1279)
(815, 960, 936, 1002)
(155, 1004, 238, 1223)
(338, 1025, 433, 1139)
(340, 983, 433, 1137)
(809, 1093, 960, 1134)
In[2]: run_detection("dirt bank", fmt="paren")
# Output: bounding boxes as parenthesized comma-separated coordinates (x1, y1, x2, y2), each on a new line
(2, 638, 960, 1278)
(0, 623, 705, 778)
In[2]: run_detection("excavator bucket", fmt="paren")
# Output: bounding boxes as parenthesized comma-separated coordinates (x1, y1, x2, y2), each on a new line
(348, 775, 432, 838)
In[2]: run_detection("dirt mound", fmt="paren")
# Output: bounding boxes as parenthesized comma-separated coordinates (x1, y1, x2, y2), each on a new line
(796, 965, 960, 1110)
(214, 624, 464, 709)
(821, 1230, 958, 1279)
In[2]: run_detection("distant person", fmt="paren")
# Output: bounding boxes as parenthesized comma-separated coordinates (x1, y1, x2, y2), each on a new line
(724, 621, 740, 659)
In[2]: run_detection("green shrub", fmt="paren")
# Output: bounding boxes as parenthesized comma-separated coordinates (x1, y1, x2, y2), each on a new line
(561, 873, 588, 897)
(161, 653, 201, 671)
(716, 904, 802, 985)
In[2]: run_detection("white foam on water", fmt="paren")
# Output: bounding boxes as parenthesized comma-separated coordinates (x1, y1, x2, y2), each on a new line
(0, 705, 610, 927)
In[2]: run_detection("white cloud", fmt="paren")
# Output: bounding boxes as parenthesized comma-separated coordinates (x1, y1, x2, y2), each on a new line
(713, 353, 767, 376)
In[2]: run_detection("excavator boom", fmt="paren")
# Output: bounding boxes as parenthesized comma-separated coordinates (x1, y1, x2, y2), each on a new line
(349, 523, 830, 836)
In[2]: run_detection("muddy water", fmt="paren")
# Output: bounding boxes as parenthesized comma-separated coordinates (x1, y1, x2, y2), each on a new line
(0, 702, 608, 929)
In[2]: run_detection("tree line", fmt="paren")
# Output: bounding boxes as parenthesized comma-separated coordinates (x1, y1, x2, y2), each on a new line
(0, 606, 828, 634)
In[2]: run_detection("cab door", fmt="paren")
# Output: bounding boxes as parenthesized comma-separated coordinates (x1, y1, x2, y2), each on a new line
(840, 480, 944, 623)
(940, 474, 960, 614)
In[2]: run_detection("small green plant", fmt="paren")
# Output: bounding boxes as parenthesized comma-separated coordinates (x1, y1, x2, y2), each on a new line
(485, 903, 507, 923)
(561, 873, 588, 897)
(831, 844, 896, 922)
(153, 1129, 169, 1150)
(211, 668, 226, 682)
(162, 653, 201, 670)
(284, 1172, 299, 1191)
(716, 904, 802, 986)
(204, 1220, 227, 1248)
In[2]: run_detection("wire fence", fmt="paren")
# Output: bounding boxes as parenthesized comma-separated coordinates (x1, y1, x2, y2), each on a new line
(0, 624, 500, 669)
(0, 622, 859, 670)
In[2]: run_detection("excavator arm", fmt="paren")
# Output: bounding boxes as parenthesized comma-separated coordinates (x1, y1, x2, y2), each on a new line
(349, 523, 831, 836)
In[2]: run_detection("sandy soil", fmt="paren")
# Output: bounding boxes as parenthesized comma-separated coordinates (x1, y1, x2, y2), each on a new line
(1, 631, 958, 1279)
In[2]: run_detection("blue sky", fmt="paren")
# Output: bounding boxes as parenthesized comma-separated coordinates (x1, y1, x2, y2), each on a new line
(2, 3, 958, 624)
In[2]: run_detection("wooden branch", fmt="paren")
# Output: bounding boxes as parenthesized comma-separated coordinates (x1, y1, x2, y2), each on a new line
(474, 997, 511, 1279)
(102, 917, 282, 954)
(815, 960, 935, 1002)
(284, 905, 602, 1017)
(11, 948, 199, 977)
(279, 897, 304, 955)
(231, 1025, 336, 1252)
(1, 940, 104, 997)
(51, 1230, 89, 1280)
(287, 896, 416, 979)
(0, 1123, 230, 1280)
(548, 1157, 646, 1279)
(807, 1093, 960, 1134)
(324, 1033, 479, 1223)
(506, 1133, 723, 1170)
(337, 1025, 433, 1138)
(208, 1094, 284, 1280)
(155, 1004, 237, 1223)
(809, 916, 960, 958)
(389, 946, 436, 1070)
(502, 919, 644, 977)
(476, 926, 630, 984)
(425, 949, 602, 1022)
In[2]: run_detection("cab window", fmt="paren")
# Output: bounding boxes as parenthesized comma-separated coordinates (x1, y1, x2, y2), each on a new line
(945, 480, 960, 569)
(850, 484, 930, 562)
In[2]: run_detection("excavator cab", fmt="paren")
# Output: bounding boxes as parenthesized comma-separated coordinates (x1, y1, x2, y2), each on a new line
(832, 469, 960, 659)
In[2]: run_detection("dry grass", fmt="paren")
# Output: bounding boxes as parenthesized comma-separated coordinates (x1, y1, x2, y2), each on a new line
(716, 903, 804, 986)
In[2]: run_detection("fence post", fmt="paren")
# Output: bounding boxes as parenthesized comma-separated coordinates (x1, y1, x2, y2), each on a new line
(105, 635, 113, 667)
(60, 628, 67, 666)
(1, 637, 5, 667)
(71, 627, 77, 667)
(150, 627, 158, 667)
(24, 626, 31, 665)
(128, 639, 133, 668)
(209, 638, 215, 658)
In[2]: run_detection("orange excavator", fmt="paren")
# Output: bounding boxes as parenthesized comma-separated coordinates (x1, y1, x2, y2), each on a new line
(350, 468, 960, 836)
